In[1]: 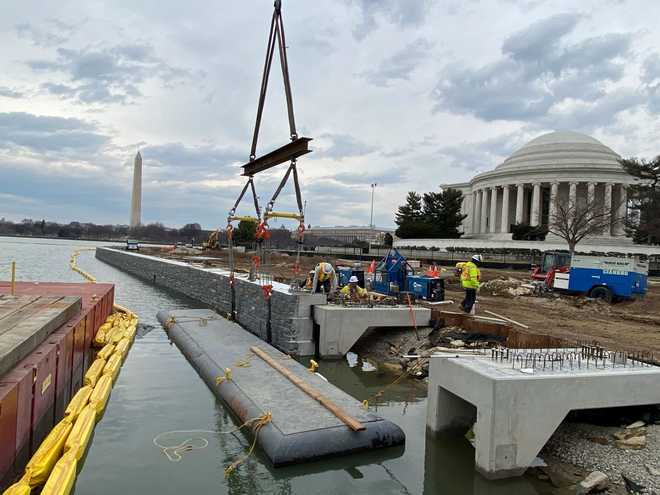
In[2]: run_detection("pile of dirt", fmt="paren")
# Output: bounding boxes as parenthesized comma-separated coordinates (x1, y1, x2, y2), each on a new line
(479, 277, 535, 297)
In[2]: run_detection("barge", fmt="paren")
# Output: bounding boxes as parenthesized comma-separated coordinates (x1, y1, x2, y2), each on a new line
(0, 282, 114, 489)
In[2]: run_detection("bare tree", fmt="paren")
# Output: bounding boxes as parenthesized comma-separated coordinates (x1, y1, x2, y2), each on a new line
(548, 196, 621, 255)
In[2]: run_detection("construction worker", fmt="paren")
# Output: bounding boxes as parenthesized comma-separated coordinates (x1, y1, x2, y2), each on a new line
(340, 275, 368, 301)
(460, 254, 482, 314)
(312, 261, 338, 294)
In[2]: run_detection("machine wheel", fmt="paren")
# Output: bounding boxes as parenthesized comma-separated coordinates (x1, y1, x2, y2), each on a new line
(589, 286, 613, 304)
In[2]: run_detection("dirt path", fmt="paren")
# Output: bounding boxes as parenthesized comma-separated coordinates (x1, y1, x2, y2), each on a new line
(447, 269, 660, 355)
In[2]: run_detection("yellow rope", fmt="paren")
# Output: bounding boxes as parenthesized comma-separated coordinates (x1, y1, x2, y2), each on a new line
(223, 412, 272, 478)
(215, 368, 233, 385)
(362, 358, 428, 410)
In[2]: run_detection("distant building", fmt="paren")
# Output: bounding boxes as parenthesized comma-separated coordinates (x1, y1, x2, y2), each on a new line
(130, 151, 142, 228)
(305, 226, 393, 245)
(442, 131, 636, 245)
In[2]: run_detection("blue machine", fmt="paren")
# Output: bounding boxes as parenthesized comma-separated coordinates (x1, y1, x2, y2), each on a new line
(372, 248, 413, 296)
(337, 266, 353, 286)
(552, 255, 648, 302)
(406, 275, 445, 302)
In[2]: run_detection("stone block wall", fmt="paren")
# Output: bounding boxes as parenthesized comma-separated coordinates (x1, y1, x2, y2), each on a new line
(95, 247, 325, 355)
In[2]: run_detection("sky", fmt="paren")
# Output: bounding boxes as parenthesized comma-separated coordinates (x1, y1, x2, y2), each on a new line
(1, 0, 659, 229)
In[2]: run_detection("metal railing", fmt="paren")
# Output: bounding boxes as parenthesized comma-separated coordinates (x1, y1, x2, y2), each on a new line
(0, 259, 17, 294)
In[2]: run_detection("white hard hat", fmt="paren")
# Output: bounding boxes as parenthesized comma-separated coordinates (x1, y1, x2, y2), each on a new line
(349, 275, 359, 283)
(322, 263, 333, 273)
(471, 254, 483, 263)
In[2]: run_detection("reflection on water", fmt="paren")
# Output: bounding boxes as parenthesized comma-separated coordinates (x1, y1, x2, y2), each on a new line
(1, 237, 551, 494)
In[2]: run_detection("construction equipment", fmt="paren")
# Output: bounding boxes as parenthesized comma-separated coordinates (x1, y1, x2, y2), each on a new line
(224, 0, 312, 293)
(370, 248, 445, 302)
(530, 251, 571, 281)
(535, 252, 648, 302)
(202, 229, 220, 250)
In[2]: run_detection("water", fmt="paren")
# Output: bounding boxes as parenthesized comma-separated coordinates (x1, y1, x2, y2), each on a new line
(0, 237, 554, 494)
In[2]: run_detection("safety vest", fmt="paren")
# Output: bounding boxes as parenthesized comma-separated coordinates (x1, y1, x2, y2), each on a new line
(460, 261, 480, 289)
(317, 262, 333, 282)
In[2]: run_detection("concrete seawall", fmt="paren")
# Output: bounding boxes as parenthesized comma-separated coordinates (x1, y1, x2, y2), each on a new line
(95, 247, 325, 355)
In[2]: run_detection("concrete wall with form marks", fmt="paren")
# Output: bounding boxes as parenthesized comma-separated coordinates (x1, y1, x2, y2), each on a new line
(95, 247, 325, 355)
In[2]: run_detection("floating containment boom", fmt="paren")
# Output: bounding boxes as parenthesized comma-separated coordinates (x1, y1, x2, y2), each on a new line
(157, 309, 405, 466)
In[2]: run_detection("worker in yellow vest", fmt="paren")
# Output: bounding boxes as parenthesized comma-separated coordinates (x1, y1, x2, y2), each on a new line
(340, 275, 368, 302)
(312, 261, 338, 294)
(460, 255, 482, 314)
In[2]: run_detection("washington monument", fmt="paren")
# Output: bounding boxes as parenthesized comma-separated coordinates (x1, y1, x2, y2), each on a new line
(130, 151, 142, 227)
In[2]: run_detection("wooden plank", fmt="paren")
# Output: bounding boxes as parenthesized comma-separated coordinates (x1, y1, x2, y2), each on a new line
(484, 310, 530, 329)
(250, 346, 366, 432)
(0, 296, 81, 378)
(0, 296, 41, 322)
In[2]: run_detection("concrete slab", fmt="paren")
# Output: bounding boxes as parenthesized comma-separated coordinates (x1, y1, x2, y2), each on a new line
(426, 349, 660, 479)
(0, 295, 81, 378)
(313, 305, 431, 357)
(157, 309, 405, 466)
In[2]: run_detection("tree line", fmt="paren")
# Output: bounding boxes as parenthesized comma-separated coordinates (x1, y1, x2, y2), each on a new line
(394, 189, 466, 239)
(0, 218, 215, 243)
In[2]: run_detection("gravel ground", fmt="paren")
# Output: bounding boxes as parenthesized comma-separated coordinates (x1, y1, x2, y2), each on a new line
(543, 422, 660, 493)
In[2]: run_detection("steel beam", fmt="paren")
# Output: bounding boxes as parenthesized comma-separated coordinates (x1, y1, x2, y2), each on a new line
(241, 137, 312, 176)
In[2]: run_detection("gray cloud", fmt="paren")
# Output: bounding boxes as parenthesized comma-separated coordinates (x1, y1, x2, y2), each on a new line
(0, 87, 23, 98)
(643, 53, 660, 84)
(15, 19, 76, 47)
(28, 43, 191, 104)
(361, 38, 432, 86)
(502, 12, 581, 62)
(142, 142, 245, 180)
(347, 0, 431, 40)
(433, 13, 636, 128)
(0, 112, 109, 154)
(315, 133, 376, 160)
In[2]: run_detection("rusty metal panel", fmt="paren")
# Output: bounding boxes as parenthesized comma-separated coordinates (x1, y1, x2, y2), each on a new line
(71, 362, 83, 399)
(84, 310, 95, 370)
(241, 137, 312, 176)
(23, 344, 56, 452)
(0, 382, 18, 483)
(0, 366, 33, 471)
(47, 332, 72, 422)
(73, 318, 85, 370)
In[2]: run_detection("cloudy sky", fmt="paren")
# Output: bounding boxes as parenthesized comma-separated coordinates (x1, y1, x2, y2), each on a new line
(1, 0, 659, 229)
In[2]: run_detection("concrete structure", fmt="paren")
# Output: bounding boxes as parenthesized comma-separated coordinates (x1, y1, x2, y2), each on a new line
(392, 237, 660, 256)
(313, 305, 431, 357)
(443, 131, 638, 246)
(96, 247, 325, 355)
(129, 151, 142, 228)
(158, 309, 404, 465)
(305, 226, 393, 245)
(426, 350, 660, 479)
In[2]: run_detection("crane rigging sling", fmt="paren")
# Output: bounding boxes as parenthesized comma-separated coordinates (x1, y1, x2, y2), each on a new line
(226, 0, 310, 291)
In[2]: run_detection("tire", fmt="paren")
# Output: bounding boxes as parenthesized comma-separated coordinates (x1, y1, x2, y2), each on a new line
(589, 286, 613, 304)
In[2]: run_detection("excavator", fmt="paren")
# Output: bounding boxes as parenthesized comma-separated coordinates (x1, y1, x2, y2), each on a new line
(202, 229, 220, 250)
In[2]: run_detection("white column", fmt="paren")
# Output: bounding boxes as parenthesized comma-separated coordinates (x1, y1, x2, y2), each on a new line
(480, 189, 488, 234)
(549, 181, 559, 222)
(603, 182, 612, 236)
(587, 182, 596, 206)
(615, 184, 627, 236)
(515, 184, 524, 225)
(500, 185, 510, 233)
(530, 183, 541, 227)
(473, 190, 482, 234)
(489, 187, 498, 233)
(461, 192, 471, 235)
(569, 182, 577, 208)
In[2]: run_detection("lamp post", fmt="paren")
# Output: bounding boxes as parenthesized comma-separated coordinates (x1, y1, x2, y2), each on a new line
(370, 183, 377, 229)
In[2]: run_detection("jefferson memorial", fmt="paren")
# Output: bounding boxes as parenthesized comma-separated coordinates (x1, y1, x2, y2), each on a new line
(444, 131, 635, 245)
